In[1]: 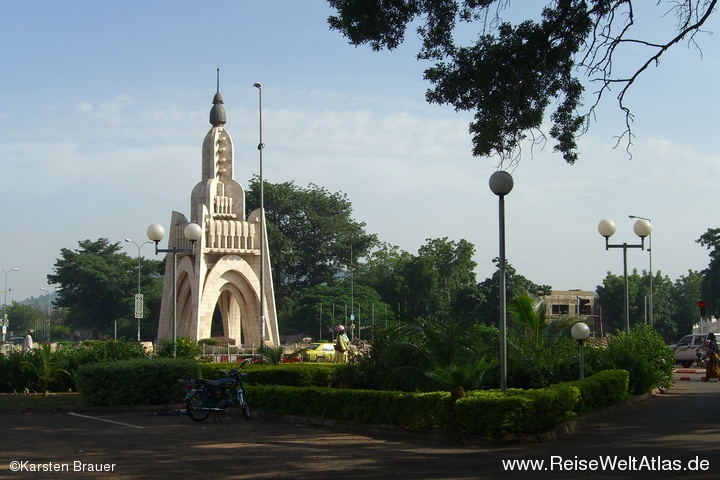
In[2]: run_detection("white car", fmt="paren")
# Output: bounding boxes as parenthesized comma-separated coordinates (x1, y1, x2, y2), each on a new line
(670, 334, 708, 368)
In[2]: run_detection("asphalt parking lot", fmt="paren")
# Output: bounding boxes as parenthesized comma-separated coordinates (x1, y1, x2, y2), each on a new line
(1, 369, 719, 479)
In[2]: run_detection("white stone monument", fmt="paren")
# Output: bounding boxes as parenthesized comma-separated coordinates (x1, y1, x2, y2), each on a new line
(155, 86, 279, 346)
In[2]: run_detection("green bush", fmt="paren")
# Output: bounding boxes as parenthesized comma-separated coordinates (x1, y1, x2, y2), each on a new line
(0, 351, 38, 393)
(507, 335, 584, 389)
(75, 358, 200, 406)
(54, 340, 149, 375)
(247, 369, 626, 439)
(155, 336, 202, 359)
(587, 325, 673, 395)
(564, 369, 629, 414)
(246, 384, 451, 430)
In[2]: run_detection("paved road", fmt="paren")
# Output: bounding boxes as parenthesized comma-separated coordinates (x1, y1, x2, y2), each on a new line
(1, 370, 718, 479)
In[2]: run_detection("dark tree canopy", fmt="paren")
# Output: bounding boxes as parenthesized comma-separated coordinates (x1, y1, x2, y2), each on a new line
(328, 0, 717, 164)
(47, 239, 164, 337)
(246, 178, 378, 303)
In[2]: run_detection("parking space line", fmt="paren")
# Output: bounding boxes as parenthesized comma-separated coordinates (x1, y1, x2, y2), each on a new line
(67, 412, 145, 429)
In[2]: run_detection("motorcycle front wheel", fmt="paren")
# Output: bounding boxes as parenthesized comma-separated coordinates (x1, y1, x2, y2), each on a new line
(186, 390, 212, 422)
(237, 389, 251, 420)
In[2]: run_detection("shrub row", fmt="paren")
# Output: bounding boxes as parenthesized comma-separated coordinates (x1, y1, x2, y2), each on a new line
(75, 358, 199, 406)
(245, 369, 630, 439)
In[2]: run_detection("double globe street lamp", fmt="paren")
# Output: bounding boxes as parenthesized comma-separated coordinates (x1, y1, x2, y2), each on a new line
(124, 239, 153, 341)
(147, 222, 203, 357)
(597, 218, 652, 334)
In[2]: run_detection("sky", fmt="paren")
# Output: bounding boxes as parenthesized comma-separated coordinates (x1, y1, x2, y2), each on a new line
(1, 1, 719, 308)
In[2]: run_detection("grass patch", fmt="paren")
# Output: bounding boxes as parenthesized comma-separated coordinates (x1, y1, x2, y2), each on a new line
(0, 393, 80, 412)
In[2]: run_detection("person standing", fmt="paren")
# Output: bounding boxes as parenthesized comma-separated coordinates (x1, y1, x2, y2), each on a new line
(22, 329, 34, 355)
(702, 332, 720, 382)
(334, 325, 349, 363)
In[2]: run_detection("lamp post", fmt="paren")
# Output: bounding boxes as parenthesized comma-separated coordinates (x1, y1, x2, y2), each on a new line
(629, 215, 653, 326)
(253, 81, 266, 344)
(571, 322, 591, 379)
(147, 222, 203, 357)
(489, 170, 514, 392)
(1, 267, 18, 342)
(597, 218, 652, 334)
(125, 239, 153, 341)
(40, 287, 53, 343)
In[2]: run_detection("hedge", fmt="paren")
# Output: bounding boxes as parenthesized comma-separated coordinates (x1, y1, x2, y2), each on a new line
(75, 358, 200, 406)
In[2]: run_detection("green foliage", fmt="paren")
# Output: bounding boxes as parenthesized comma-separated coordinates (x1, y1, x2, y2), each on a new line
(507, 335, 583, 390)
(4, 302, 44, 337)
(667, 271, 703, 339)
(247, 384, 451, 430)
(564, 370, 630, 415)
(21, 344, 71, 396)
(53, 339, 149, 376)
(155, 336, 201, 359)
(75, 358, 199, 406)
(698, 228, 720, 318)
(328, 1, 714, 163)
(363, 317, 498, 392)
(245, 179, 378, 307)
(46, 238, 164, 337)
(476, 260, 551, 326)
(283, 282, 388, 338)
(257, 345, 284, 365)
(587, 325, 674, 395)
(247, 370, 625, 439)
(0, 351, 38, 393)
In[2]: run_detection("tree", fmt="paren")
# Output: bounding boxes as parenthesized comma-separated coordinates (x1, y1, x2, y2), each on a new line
(4, 302, 43, 338)
(697, 228, 720, 317)
(328, 0, 717, 164)
(475, 259, 551, 326)
(596, 269, 654, 334)
(47, 239, 164, 338)
(356, 238, 478, 320)
(669, 270, 703, 340)
(282, 281, 389, 340)
(246, 179, 378, 307)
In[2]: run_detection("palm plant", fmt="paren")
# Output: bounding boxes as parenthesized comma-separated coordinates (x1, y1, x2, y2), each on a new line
(507, 290, 583, 346)
(21, 344, 71, 397)
(373, 316, 495, 393)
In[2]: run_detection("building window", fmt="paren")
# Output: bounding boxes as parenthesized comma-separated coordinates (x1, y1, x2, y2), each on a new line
(551, 304, 569, 315)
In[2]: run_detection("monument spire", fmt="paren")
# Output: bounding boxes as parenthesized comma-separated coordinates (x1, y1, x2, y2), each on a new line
(209, 68, 226, 126)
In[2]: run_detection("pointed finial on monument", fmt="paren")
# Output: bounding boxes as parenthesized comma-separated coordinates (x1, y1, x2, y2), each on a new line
(210, 68, 226, 126)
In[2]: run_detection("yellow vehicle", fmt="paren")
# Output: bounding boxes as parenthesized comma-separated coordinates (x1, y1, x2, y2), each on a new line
(304, 342, 336, 362)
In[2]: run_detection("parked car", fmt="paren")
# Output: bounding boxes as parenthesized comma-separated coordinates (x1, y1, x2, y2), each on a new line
(670, 334, 709, 367)
(304, 342, 336, 362)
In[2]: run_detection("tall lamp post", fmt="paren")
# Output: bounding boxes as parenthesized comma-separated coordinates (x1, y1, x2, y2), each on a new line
(125, 239, 153, 341)
(147, 222, 203, 357)
(253, 81, 266, 344)
(489, 170, 514, 392)
(597, 218, 652, 334)
(40, 287, 53, 343)
(571, 322, 591, 379)
(629, 215, 653, 326)
(1, 267, 19, 342)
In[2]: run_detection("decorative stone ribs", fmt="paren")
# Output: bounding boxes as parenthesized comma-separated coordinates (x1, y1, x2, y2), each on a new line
(206, 218, 256, 253)
(214, 195, 236, 218)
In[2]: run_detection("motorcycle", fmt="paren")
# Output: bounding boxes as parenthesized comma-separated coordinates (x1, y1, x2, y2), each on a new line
(179, 360, 251, 422)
